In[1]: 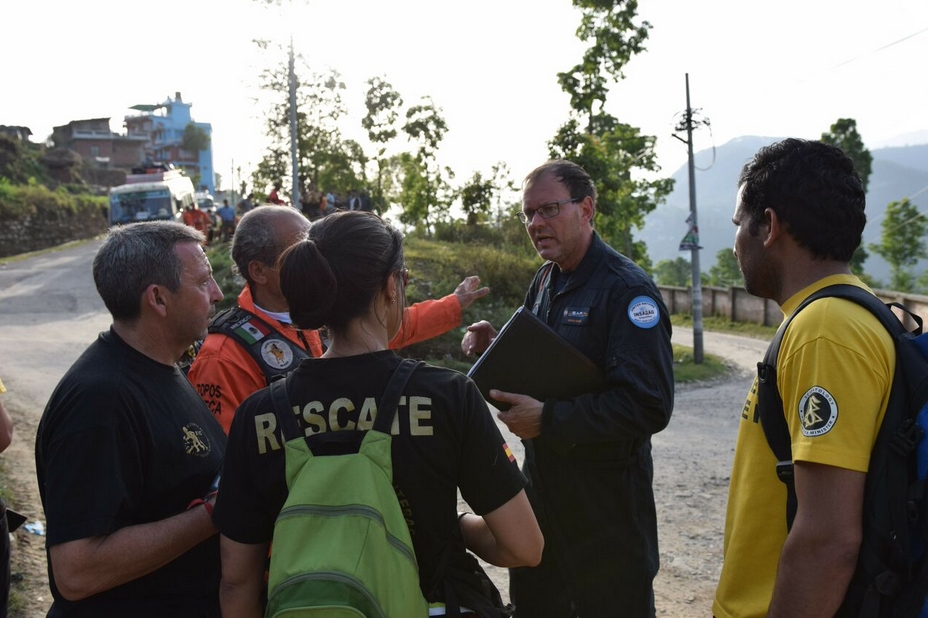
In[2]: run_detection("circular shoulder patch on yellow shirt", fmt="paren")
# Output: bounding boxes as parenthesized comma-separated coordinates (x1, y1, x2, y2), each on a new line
(798, 386, 838, 437)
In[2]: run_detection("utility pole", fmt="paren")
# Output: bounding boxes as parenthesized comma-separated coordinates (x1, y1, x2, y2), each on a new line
(288, 34, 300, 208)
(673, 73, 704, 363)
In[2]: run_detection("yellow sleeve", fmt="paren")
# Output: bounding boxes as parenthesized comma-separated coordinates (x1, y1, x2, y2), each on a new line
(779, 302, 893, 473)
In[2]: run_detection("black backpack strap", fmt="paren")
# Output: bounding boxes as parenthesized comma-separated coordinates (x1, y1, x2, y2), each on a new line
(209, 306, 311, 383)
(373, 359, 422, 434)
(758, 284, 912, 531)
(270, 375, 301, 443)
(757, 315, 799, 530)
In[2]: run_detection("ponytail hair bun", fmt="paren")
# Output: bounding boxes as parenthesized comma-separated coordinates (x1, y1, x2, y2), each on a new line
(279, 239, 336, 330)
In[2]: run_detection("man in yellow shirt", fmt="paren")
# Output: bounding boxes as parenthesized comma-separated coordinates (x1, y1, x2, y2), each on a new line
(714, 138, 892, 618)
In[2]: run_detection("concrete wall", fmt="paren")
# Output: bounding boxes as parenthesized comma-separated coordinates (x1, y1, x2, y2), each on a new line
(658, 285, 928, 330)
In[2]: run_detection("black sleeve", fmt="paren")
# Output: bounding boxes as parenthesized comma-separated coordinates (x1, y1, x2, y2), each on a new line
(541, 285, 674, 447)
(456, 378, 527, 516)
(213, 392, 286, 544)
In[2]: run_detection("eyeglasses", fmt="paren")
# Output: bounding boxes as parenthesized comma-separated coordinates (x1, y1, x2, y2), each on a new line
(398, 268, 409, 288)
(517, 198, 582, 224)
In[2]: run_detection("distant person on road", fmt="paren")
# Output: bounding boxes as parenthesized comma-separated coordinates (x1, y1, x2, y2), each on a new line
(187, 205, 490, 433)
(461, 160, 674, 617)
(217, 199, 236, 242)
(714, 139, 884, 617)
(237, 193, 255, 216)
(0, 377, 14, 618)
(214, 210, 542, 616)
(35, 221, 226, 617)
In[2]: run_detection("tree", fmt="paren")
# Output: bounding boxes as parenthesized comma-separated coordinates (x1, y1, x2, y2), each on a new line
(250, 41, 356, 197)
(550, 0, 673, 264)
(849, 245, 868, 277)
(182, 123, 210, 153)
(556, 0, 650, 131)
(400, 97, 449, 233)
(869, 198, 928, 292)
(458, 171, 494, 226)
(457, 162, 517, 227)
(652, 257, 691, 287)
(362, 77, 404, 213)
(706, 248, 743, 288)
(821, 118, 873, 193)
(821, 118, 874, 278)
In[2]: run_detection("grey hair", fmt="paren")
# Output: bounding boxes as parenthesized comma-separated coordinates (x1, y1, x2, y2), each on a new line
(231, 205, 307, 285)
(93, 221, 204, 321)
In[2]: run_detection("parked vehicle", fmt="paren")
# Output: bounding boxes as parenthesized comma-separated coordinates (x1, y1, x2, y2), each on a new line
(108, 164, 196, 225)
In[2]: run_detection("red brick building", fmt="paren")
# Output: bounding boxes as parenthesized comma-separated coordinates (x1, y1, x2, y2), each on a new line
(51, 118, 148, 168)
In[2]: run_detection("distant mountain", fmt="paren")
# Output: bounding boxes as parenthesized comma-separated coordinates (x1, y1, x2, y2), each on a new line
(637, 137, 928, 284)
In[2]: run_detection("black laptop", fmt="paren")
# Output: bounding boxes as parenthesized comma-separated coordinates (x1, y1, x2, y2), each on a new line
(466, 307, 607, 410)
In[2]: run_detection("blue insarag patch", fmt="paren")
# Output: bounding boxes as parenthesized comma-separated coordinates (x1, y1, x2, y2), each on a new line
(627, 296, 660, 329)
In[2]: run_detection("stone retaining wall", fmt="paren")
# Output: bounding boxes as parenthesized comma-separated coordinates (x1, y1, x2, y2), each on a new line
(0, 208, 108, 258)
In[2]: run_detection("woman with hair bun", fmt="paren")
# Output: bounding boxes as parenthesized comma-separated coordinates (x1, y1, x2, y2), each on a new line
(215, 211, 542, 617)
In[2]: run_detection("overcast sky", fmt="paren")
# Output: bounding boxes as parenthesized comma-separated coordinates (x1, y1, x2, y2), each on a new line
(4, 0, 927, 193)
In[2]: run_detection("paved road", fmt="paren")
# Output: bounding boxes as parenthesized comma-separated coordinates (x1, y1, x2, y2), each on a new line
(0, 240, 110, 415)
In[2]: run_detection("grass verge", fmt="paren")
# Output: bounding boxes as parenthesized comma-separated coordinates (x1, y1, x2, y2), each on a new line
(672, 313, 777, 340)
(672, 344, 730, 384)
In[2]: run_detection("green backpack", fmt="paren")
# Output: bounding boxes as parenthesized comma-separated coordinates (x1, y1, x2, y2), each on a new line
(265, 359, 429, 618)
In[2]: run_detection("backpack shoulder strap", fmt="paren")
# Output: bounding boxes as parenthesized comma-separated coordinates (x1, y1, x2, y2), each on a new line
(269, 375, 301, 443)
(209, 306, 310, 383)
(373, 359, 423, 435)
(759, 284, 914, 530)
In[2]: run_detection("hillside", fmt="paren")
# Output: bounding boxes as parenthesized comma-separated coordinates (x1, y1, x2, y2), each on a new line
(638, 137, 928, 284)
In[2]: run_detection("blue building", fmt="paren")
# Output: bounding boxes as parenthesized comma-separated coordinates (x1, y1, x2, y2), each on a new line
(124, 92, 215, 194)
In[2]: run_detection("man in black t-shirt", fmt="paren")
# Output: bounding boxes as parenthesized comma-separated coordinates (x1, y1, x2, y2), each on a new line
(35, 221, 227, 617)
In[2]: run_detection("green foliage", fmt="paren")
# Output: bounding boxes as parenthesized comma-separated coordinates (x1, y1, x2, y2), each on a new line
(182, 123, 211, 153)
(849, 244, 869, 277)
(390, 236, 541, 364)
(549, 2, 671, 265)
(671, 344, 729, 384)
(652, 257, 691, 287)
(548, 116, 673, 264)
(821, 118, 873, 193)
(0, 182, 107, 221)
(204, 244, 241, 312)
(556, 0, 651, 121)
(251, 43, 356, 196)
(403, 97, 447, 158)
(869, 198, 928, 292)
(458, 171, 495, 226)
(363, 76, 403, 145)
(397, 98, 450, 233)
(392, 153, 431, 230)
(706, 248, 743, 287)
(0, 134, 50, 185)
(671, 313, 777, 340)
(363, 76, 404, 211)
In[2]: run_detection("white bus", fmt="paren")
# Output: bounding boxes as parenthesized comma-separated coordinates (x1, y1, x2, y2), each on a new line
(109, 168, 197, 225)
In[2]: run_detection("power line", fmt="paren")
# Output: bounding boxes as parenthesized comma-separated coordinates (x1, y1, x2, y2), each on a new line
(831, 25, 928, 70)
(872, 183, 928, 234)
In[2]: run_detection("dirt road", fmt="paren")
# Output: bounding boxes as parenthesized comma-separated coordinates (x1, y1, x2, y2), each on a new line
(0, 240, 767, 617)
